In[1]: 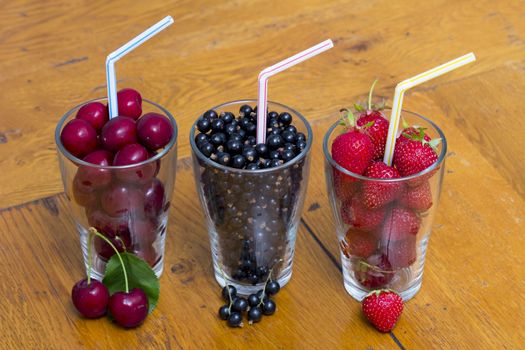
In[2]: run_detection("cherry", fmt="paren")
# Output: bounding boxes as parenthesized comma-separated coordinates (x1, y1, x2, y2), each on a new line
(130, 217, 158, 246)
(60, 119, 98, 158)
(109, 288, 149, 328)
(75, 102, 109, 131)
(71, 279, 109, 318)
(137, 112, 173, 151)
(100, 183, 143, 217)
(117, 88, 142, 120)
(142, 178, 165, 218)
(72, 175, 98, 207)
(114, 143, 149, 166)
(74, 150, 114, 191)
(101, 116, 137, 152)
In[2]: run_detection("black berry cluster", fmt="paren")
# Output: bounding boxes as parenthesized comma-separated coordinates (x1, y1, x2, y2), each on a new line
(194, 105, 307, 169)
(218, 279, 281, 327)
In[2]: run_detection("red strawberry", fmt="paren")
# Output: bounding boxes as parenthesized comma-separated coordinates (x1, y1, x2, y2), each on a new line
(340, 229, 377, 259)
(362, 289, 404, 332)
(399, 181, 433, 212)
(393, 127, 440, 177)
(381, 235, 417, 269)
(358, 113, 389, 160)
(341, 195, 387, 231)
(362, 161, 402, 209)
(331, 109, 375, 176)
(381, 207, 421, 241)
(333, 168, 359, 202)
(354, 253, 394, 289)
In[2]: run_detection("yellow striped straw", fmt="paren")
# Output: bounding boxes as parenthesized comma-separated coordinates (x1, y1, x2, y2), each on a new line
(383, 52, 476, 166)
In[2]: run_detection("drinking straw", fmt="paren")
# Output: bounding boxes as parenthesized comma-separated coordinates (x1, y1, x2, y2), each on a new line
(256, 39, 334, 144)
(106, 16, 174, 118)
(383, 53, 476, 165)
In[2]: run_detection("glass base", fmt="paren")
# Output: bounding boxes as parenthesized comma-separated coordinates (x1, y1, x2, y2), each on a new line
(343, 273, 423, 302)
(213, 265, 293, 295)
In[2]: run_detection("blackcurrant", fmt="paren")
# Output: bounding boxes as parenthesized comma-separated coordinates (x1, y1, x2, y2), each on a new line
(245, 122, 256, 135)
(203, 109, 218, 120)
(210, 132, 226, 146)
(270, 159, 283, 167)
(199, 142, 214, 157)
(281, 131, 296, 143)
(281, 149, 295, 162)
(248, 294, 260, 307)
(221, 112, 235, 124)
(269, 150, 280, 160)
(248, 273, 259, 285)
(231, 155, 246, 169)
(218, 305, 230, 320)
(248, 307, 263, 323)
(195, 133, 208, 145)
(197, 118, 211, 133)
(296, 132, 306, 142)
(267, 111, 279, 120)
(211, 118, 225, 132)
(246, 135, 256, 145)
(262, 299, 276, 315)
(222, 285, 237, 301)
(284, 125, 297, 134)
(279, 112, 293, 126)
(267, 134, 283, 149)
(232, 297, 248, 313)
(217, 152, 231, 166)
(246, 163, 259, 170)
(227, 312, 243, 327)
(225, 123, 237, 135)
(265, 281, 281, 296)
(255, 143, 268, 157)
(226, 139, 243, 154)
(242, 147, 258, 162)
(239, 104, 253, 116)
(297, 140, 307, 151)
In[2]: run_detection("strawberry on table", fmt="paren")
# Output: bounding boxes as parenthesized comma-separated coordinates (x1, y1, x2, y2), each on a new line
(399, 181, 433, 212)
(340, 229, 377, 259)
(362, 161, 402, 209)
(341, 195, 387, 231)
(362, 289, 404, 332)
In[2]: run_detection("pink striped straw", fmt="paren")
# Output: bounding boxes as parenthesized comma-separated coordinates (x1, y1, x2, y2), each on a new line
(256, 39, 334, 144)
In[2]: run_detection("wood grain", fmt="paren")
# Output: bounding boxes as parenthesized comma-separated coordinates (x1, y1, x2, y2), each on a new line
(2, 0, 525, 207)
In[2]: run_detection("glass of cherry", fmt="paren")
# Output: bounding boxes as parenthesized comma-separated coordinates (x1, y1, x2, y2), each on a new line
(55, 89, 178, 279)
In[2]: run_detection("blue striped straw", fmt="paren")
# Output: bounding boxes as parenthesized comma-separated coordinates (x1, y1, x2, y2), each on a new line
(106, 16, 174, 118)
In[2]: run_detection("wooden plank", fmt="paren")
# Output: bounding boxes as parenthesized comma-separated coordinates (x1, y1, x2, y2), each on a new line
(0, 161, 401, 349)
(301, 95, 525, 348)
(2, 0, 525, 207)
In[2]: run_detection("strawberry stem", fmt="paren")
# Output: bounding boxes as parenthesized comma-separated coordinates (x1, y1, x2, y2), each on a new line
(368, 79, 378, 110)
(88, 227, 129, 293)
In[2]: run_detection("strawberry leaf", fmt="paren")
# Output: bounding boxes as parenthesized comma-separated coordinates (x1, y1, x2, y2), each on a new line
(402, 118, 410, 129)
(427, 138, 442, 150)
(354, 103, 365, 112)
(103, 252, 160, 314)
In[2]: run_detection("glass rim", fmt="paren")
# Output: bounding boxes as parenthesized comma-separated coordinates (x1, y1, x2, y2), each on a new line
(322, 108, 448, 182)
(55, 97, 178, 170)
(189, 99, 313, 174)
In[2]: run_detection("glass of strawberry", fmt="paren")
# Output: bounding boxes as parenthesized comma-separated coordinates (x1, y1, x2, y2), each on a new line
(323, 102, 446, 301)
(55, 89, 178, 279)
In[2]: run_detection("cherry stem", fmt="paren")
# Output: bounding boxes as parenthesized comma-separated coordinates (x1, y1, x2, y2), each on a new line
(368, 79, 378, 110)
(87, 229, 93, 285)
(88, 227, 129, 293)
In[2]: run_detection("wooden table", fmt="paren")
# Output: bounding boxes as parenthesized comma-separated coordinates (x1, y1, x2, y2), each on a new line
(1, 0, 524, 348)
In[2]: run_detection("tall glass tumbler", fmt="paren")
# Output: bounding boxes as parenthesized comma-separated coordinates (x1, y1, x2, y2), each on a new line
(190, 100, 312, 295)
(323, 109, 447, 301)
(55, 98, 178, 279)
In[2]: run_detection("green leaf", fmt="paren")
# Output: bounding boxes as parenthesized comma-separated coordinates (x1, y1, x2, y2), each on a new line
(354, 103, 365, 112)
(103, 252, 160, 314)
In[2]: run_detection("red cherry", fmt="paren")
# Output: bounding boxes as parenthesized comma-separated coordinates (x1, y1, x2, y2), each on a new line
(130, 217, 158, 246)
(72, 175, 98, 207)
(109, 288, 148, 328)
(60, 119, 98, 158)
(75, 150, 114, 191)
(71, 279, 109, 318)
(100, 183, 143, 217)
(101, 116, 137, 152)
(75, 102, 109, 131)
(117, 88, 142, 120)
(137, 113, 174, 151)
(142, 178, 165, 218)
(114, 143, 149, 166)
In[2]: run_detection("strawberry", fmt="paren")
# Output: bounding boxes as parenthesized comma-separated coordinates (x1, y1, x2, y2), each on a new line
(354, 253, 394, 289)
(381, 235, 417, 269)
(331, 110, 375, 176)
(381, 207, 421, 241)
(355, 80, 389, 160)
(333, 168, 359, 202)
(362, 289, 404, 333)
(393, 126, 440, 177)
(362, 161, 402, 209)
(341, 195, 387, 231)
(399, 181, 433, 212)
(340, 229, 377, 259)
